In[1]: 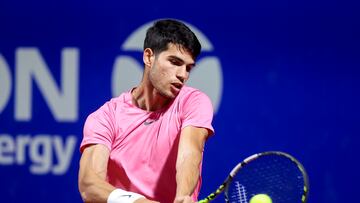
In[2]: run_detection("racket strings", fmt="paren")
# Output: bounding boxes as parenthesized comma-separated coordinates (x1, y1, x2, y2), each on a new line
(229, 181, 247, 203)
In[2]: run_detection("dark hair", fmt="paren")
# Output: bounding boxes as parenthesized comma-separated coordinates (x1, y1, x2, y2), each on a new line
(144, 19, 201, 59)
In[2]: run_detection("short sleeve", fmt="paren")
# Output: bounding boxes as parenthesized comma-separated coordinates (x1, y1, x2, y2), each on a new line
(181, 90, 215, 135)
(80, 102, 116, 153)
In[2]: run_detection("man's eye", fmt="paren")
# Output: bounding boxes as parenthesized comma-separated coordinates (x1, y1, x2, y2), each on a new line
(170, 60, 181, 66)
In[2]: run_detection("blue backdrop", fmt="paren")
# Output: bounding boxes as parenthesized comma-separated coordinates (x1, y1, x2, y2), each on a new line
(0, 0, 359, 202)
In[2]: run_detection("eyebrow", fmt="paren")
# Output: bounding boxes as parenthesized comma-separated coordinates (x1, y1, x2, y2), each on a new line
(168, 55, 196, 67)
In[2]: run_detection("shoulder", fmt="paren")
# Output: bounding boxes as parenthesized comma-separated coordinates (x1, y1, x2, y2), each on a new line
(178, 86, 208, 99)
(174, 86, 213, 116)
(108, 90, 132, 106)
(177, 86, 211, 104)
(90, 91, 132, 117)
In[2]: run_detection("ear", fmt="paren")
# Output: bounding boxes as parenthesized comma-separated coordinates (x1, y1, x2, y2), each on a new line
(143, 48, 155, 68)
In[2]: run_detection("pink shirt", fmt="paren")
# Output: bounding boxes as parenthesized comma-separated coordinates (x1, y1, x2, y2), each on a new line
(80, 86, 214, 203)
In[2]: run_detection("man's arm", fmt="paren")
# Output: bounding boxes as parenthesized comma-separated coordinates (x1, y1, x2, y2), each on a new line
(174, 126, 210, 203)
(78, 144, 117, 202)
(78, 144, 158, 203)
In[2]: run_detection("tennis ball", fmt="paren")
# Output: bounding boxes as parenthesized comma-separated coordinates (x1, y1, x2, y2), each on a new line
(249, 194, 272, 203)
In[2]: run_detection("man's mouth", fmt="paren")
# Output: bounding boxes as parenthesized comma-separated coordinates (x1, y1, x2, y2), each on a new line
(172, 83, 182, 89)
(171, 83, 183, 92)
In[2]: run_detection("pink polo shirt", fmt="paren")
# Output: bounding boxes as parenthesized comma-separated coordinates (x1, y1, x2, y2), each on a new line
(80, 86, 214, 203)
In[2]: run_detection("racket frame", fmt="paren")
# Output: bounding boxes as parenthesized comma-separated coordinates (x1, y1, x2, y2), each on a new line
(198, 151, 309, 203)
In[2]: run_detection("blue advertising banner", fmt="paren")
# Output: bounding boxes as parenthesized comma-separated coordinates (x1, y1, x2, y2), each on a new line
(0, 0, 359, 202)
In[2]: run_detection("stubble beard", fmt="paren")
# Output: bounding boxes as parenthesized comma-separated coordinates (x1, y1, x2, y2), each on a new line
(149, 71, 174, 100)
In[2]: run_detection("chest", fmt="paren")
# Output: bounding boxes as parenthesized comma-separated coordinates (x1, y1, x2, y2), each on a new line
(110, 107, 182, 158)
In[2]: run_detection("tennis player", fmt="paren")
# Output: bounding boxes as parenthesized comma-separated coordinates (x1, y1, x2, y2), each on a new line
(78, 19, 214, 203)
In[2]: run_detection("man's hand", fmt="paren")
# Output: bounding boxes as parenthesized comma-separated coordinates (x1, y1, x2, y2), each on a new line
(174, 196, 194, 203)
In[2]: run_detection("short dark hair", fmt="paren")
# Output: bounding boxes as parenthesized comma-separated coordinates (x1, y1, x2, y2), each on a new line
(144, 19, 201, 59)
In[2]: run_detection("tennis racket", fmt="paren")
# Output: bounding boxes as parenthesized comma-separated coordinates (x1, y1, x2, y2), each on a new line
(198, 151, 309, 203)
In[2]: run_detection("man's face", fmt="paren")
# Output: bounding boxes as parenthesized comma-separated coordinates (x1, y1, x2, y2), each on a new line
(148, 43, 195, 99)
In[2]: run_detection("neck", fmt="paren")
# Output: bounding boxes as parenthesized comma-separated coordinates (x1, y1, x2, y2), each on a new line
(131, 83, 170, 112)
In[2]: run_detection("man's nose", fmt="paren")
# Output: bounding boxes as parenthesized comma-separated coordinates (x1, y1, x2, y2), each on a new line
(176, 66, 188, 82)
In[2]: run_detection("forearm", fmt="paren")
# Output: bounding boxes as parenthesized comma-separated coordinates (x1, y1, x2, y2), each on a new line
(79, 170, 115, 202)
(79, 146, 116, 202)
(175, 127, 208, 200)
(79, 145, 157, 203)
(175, 150, 202, 197)
(174, 126, 209, 203)
(80, 173, 157, 203)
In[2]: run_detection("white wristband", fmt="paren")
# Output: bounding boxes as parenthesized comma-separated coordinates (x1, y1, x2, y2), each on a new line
(107, 188, 145, 203)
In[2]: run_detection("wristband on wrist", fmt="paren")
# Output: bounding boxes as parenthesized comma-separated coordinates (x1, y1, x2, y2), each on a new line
(107, 188, 145, 203)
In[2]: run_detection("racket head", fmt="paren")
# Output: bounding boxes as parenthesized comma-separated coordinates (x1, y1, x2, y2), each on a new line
(225, 151, 309, 203)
